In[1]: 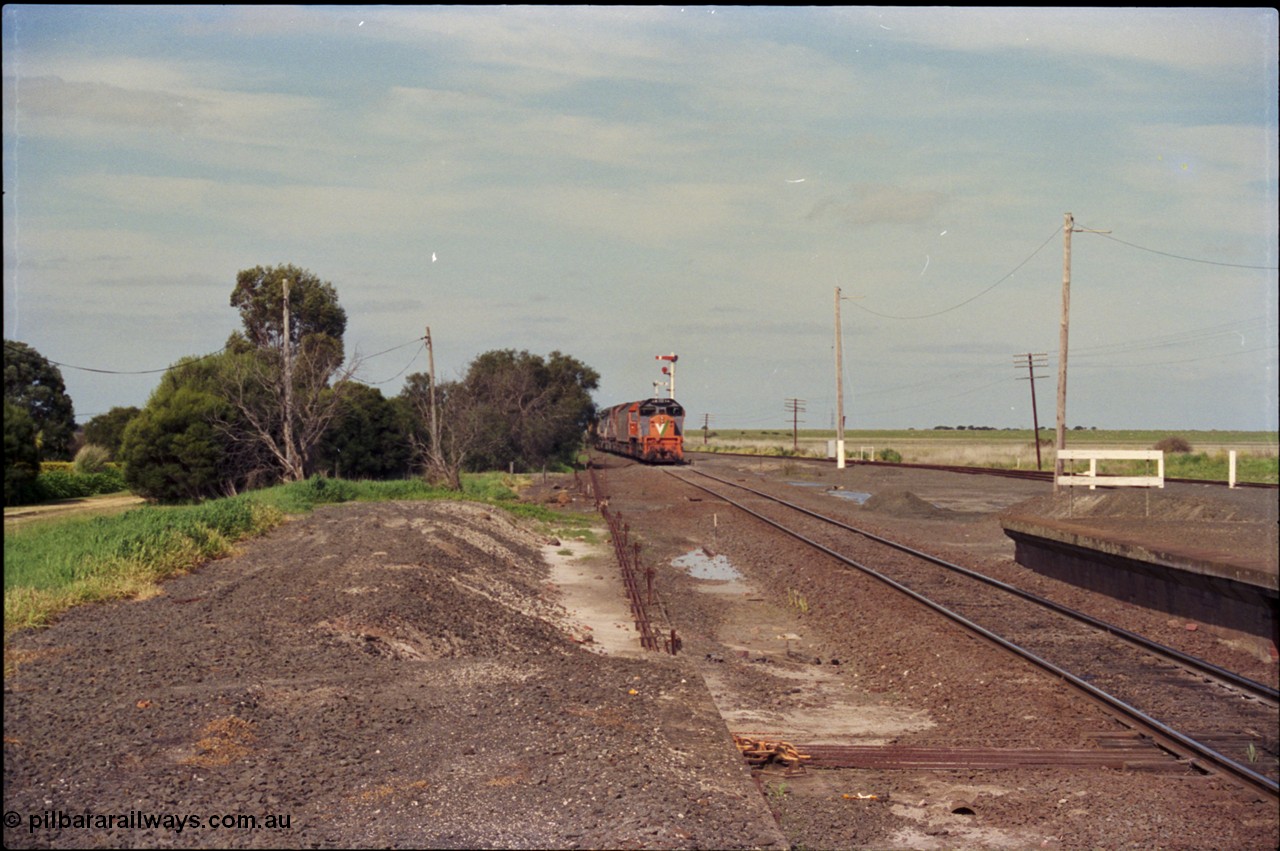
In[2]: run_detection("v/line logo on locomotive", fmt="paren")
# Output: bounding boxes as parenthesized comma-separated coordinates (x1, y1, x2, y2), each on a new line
(592, 397, 686, 464)
(592, 354, 686, 464)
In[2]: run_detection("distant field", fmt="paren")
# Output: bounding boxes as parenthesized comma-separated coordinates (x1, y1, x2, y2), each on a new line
(689, 429, 1279, 483)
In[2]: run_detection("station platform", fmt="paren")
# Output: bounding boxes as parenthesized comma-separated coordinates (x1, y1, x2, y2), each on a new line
(1000, 487, 1278, 662)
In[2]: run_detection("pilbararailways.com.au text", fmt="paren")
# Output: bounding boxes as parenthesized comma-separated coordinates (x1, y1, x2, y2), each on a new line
(8, 809, 292, 835)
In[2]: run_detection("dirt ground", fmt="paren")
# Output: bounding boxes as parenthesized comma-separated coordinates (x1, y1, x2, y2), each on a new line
(4, 493, 146, 527)
(3, 457, 1277, 849)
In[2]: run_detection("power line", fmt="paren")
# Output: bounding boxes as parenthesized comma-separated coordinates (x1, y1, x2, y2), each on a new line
(847, 224, 1276, 323)
(361, 342, 425, 386)
(1074, 342, 1277, 370)
(851, 224, 1063, 320)
(360, 336, 427, 361)
(1086, 230, 1279, 270)
(1071, 317, 1277, 358)
(3, 335, 427, 377)
(2, 340, 232, 375)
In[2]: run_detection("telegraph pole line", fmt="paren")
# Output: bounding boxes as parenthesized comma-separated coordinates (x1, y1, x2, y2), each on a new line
(833, 286, 863, 469)
(1014, 352, 1049, 470)
(281, 277, 298, 479)
(834, 287, 846, 469)
(1054, 212, 1109, 491)
(785, 398, 806, 452)
(425, 326, 440, 464)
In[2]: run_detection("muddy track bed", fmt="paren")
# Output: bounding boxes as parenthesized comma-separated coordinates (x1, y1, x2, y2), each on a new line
(668, 465, 1279, 791)
(594, 454, 1278, 849)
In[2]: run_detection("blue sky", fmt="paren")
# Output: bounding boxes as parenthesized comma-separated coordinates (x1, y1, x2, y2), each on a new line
(4, 6, 1277, 431)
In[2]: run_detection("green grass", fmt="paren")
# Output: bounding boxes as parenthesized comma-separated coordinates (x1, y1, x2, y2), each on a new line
(1077, 451, 1279, 484)
(4, 473, 599, 644)
(5, 495, 283, 641)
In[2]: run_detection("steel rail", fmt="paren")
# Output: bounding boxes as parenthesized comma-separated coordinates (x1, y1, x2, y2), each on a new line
(684, 467, 1277, 705)
(666, 468, 1280, 802)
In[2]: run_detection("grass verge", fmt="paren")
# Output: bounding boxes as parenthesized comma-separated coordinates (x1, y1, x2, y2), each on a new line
(4, 473, 598, 646)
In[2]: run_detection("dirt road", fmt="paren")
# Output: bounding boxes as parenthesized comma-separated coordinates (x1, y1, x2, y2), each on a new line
(4, 493, 145, 527)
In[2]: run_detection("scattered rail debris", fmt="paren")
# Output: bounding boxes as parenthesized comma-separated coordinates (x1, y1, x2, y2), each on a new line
(733, 735, 812, 774)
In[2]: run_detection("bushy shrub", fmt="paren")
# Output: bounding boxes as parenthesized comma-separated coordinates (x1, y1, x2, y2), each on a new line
(304, 475, 360, 504)
(33, 468, 127, 502)
(1154, 436, 1193, 453)
(877, 448, 903, 463)
(74, 443, 112, 474)
(32, 470, 88, 501)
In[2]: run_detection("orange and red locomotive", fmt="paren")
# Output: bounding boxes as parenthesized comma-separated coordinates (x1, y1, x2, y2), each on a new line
(593, 397, 685, 464)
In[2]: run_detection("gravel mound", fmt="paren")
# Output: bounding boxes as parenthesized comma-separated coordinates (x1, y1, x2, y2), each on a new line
(3, 500, 784, 850)
(860, 489, 956, 518)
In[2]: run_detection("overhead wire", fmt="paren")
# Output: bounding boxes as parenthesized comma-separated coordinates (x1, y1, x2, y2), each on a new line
(850, 224, 1063, 320)
(3, 340, 233, 375)
(1073, 343, 1277, 370)
(832, 219, 1275, 421)
(361, 341, 425, 386)
(3, 335, 428, 379)
(1085, 231, 1279, 270)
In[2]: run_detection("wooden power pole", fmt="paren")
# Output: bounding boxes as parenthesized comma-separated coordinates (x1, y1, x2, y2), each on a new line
(281, 277, 298, 479)
(834, 286, 846, 469)
(425, 326, 440, 461)
(1054, 212, 1109, 491)
(1014, 352, 1048, 470)
(785, 398, 806, 452)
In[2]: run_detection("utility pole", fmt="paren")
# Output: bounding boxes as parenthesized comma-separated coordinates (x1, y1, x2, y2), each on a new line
(281, 277, 298, 479)
(785, 398, 806, 452)
(1014, 352, 1048, 470)
(1054, 213, 1109, 491)
(425, 326, 440, 463)
(834, 286, 846, 469)
(833, 287, 862, 469)
(701, 413, 712, 445)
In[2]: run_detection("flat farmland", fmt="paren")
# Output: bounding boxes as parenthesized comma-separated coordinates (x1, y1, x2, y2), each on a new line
(690, 429, 1279, 482)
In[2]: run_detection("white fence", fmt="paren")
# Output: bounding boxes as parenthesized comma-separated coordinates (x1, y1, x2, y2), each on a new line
(827, 443, 876, 461)
(1055, 449, 1164, 489)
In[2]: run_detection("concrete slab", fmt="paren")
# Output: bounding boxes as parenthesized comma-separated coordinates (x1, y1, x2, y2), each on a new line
(1001, 488, 1278, 661)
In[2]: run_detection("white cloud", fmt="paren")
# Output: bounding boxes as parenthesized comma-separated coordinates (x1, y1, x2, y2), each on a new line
(854, 8, 1275, 74)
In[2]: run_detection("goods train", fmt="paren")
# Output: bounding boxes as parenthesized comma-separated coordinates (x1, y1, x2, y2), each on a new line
(592, 397, 686, 464)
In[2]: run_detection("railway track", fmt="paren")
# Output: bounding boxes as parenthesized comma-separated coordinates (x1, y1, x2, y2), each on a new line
(665, 465, 1280, 802)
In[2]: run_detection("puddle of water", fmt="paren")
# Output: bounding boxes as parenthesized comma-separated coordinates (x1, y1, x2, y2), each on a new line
(828, 490, 872, 504)
(672, 549, 744, 581)
(786, 481, 871, 504)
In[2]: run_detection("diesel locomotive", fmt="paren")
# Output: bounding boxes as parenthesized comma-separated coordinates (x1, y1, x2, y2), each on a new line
(592, 397, 686, 464)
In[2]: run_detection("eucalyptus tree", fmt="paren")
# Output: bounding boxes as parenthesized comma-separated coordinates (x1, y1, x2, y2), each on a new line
(3, 339, 76, 460)
(220, 265, 359, 481)
(401, 349, 598, 489)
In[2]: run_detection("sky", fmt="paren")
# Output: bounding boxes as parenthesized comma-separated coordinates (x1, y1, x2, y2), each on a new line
(3, 6, 1278, 433)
